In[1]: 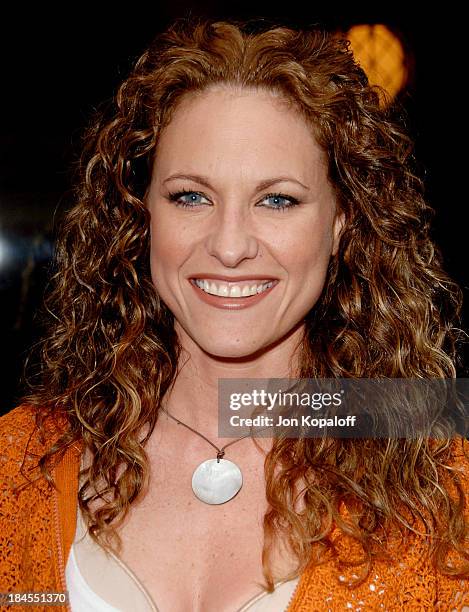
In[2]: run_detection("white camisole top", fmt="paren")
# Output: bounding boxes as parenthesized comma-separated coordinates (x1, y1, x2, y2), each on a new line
(65, 500, 300, 612)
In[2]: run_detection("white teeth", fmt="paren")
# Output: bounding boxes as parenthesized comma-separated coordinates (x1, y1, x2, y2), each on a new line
(194, 279, 274, 298)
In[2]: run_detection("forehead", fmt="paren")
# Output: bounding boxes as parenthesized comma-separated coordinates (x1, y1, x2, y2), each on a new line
(153, 85, 327, 182)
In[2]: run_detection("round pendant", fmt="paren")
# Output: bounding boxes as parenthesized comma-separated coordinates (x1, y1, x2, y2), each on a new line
(191, 458, 243, 505)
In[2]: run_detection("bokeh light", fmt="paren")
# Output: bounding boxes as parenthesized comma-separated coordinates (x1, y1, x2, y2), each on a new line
(345, 24, 408, 102)
(0, 235, 8, 270)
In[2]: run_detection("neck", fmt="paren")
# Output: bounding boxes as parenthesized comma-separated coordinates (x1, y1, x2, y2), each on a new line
(160, 322, 304, 437)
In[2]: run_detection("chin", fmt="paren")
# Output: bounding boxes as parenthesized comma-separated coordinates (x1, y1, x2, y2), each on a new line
(197, 337, 271, 361)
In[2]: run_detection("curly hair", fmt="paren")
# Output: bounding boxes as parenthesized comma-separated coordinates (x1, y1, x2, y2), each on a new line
(22, 16, 469, 593)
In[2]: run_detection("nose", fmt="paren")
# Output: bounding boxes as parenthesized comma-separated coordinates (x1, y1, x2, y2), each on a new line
(204, 203, 259, 267)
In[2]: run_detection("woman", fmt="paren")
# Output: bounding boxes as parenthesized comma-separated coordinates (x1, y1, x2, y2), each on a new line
(1, 16, 468, 611)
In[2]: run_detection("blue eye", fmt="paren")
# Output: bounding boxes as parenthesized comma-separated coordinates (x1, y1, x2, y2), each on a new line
(166, 189, 300, 211)
(260, 193, 300, 211)
(167, 190, 210, 208)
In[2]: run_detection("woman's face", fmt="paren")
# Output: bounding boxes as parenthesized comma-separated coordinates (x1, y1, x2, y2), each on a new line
(146, 85, 344, 359)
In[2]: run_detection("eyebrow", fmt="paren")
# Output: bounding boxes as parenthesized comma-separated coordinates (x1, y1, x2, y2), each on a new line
(162, 173, 310, 191)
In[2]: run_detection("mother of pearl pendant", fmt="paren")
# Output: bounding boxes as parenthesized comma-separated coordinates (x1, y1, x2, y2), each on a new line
(191, 458, 243, 505)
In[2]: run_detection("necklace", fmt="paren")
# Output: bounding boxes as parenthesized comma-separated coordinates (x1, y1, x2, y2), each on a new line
(161, 406, 255, 505)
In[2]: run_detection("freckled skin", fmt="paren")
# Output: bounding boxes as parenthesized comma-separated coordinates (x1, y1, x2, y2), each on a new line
(146, 85, 344, 362)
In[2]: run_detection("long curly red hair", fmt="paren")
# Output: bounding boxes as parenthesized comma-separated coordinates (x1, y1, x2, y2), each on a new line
(22, 16, 468, 592)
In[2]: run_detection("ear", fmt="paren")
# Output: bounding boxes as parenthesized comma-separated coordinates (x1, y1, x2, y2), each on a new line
(331, 210, 345, 257)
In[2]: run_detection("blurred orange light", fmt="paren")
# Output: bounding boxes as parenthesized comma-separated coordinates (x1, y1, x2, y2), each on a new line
(346, 24, 408, 101)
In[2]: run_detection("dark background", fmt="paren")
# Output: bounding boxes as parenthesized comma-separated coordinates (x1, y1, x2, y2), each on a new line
(1, 4, 467, 415)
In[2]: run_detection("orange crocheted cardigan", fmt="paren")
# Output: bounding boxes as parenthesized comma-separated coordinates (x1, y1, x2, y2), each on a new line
(1, 404, 469, 611)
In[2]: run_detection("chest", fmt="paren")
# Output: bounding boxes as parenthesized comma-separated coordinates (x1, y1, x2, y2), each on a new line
(114, 458, 283, 611)
(79, 435, 299, 612)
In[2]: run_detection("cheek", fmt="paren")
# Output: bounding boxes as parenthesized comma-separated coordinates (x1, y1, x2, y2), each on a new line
(150, 202, 185, 255)
(150, 203, 195, 252)
(149, 216, 178, 288)
(281, 223, 333, 301)
(282, 219, 333, 274)
(149, 211, 195, 292)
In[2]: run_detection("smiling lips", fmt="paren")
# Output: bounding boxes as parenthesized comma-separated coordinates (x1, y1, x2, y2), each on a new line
(189, 277, 278, 310)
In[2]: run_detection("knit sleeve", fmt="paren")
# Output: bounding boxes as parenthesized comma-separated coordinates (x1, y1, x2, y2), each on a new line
(0, 406, 39, 593)
(287, 436, 469, 611)
(434, 436, 469, 610)
(0, 405, 59, 606)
